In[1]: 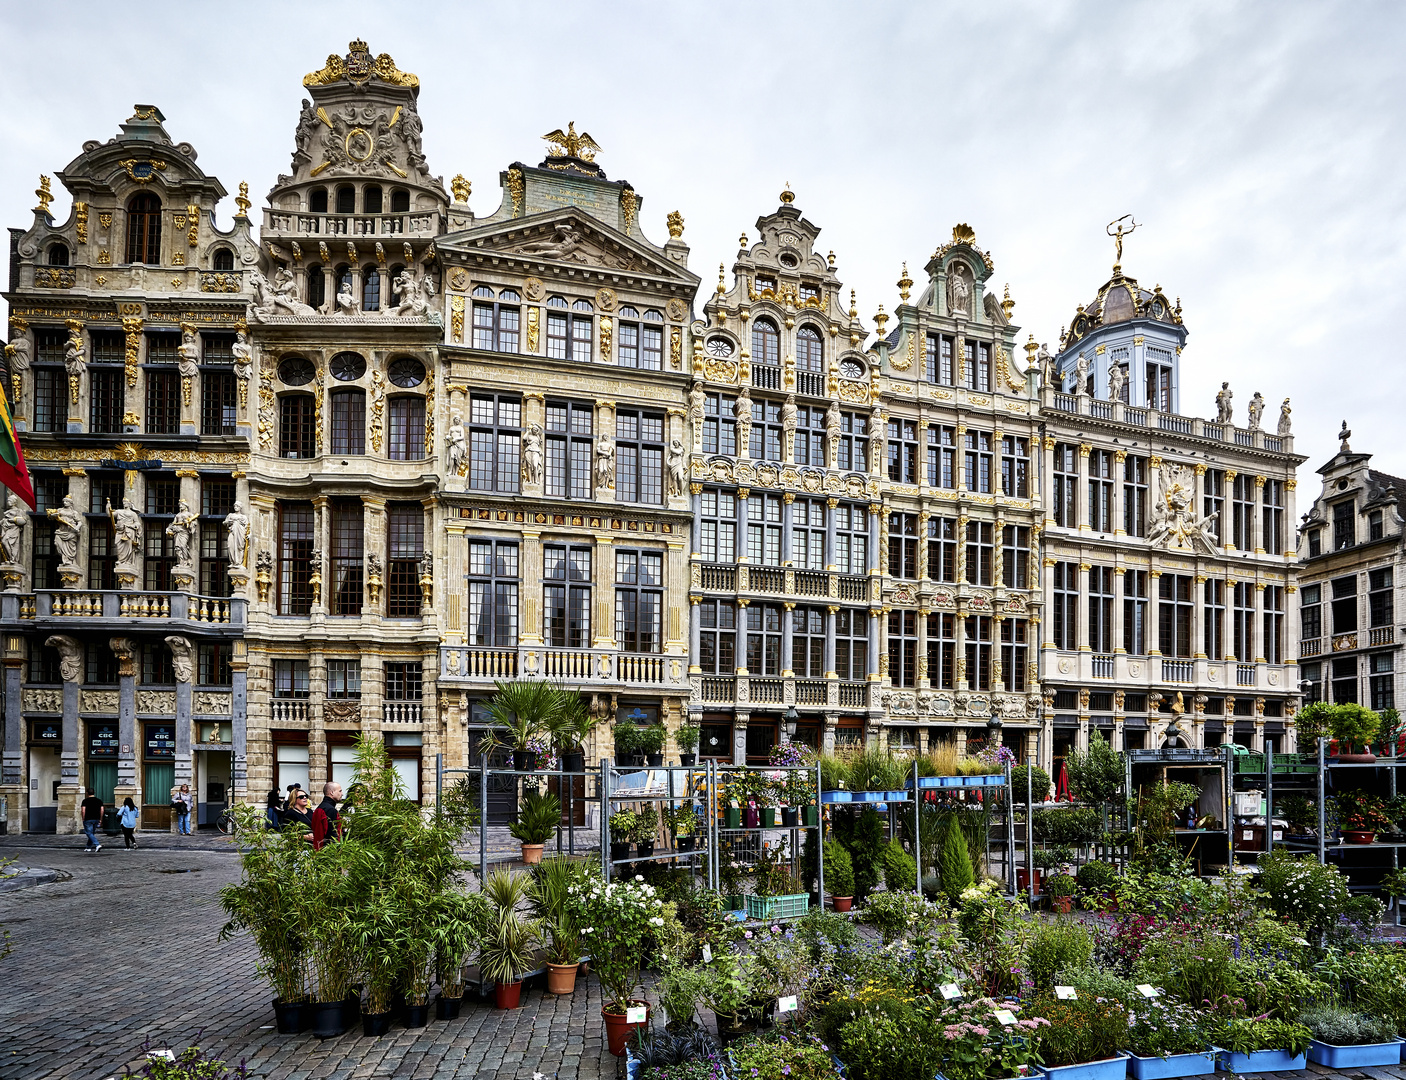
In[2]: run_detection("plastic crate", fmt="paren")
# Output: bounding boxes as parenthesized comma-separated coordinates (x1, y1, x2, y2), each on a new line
(1233, 753, 1265, 774)
(746, 892, 810, 921)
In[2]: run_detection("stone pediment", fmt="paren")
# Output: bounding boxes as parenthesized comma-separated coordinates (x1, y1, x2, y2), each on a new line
(446, 211, 695, 283)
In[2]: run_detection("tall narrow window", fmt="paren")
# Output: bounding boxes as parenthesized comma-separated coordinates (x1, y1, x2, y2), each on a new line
(751, 318, 780, 367)
(615, 409, 664, 505)
(471, 287, 521, 353)
(965, 521, 993, 586)
(888, 513, 918, 579)
(964, 614, 992, 690)
(836, 609, 869, 682)
(698, 489, 737, 563)
(1300, 585, 1322, 642)
(888, 609, 918, 687)
(87, 475, 117, 590)
(926, 611, 955, 689)
(746, 603, 783, 675)
(545, 400, 593, 498)
(200, 333, 237, 436)
(834, 504, 868, 575)
(701, 392, 736, 456)
(1370, 568, 1394, 628)
(1088, 450, 1114, 532)
(362, 268, 381, 312)
(1262, 479, 1284, 553)
(1146, 361, 1172, 411)
(925, 333, 955, 385)
(199, 475, 234, 597)
(467, 540, 519, 645)
(1001, 619, 1028, 692)
(1052, 562, 1078, 650)
(279, 395, 315, 458)
(330, 500, 364, 616)
(928, 517, 957, 583)
(1230, 474, 1256, 550)
(543, 544, 591, 647)
(306, 267, 325, 310)
(963, 430, 993, 493)
(888, 419, 918, 484)
(387, 503, 424, 618)
(570, 299, 593, 362)
(927, 424, 956, 488)
(615, 549, 663, 653)
(794, 407, 825, 466)
(1000, 436, 1029, 498)
(1002, 525, 1029, 589)
(1331, 575, 1358, 634)
(125, 193, 161, 264)
(30, 473, 64, 589)
(1202, 469, 1224, 544)
(1333, 500, 1355, 550)
(838, 411, 868, 472)
(1124, 570, 1148, 655)
(750, 399, 783, 461)
(1123, 455, 1148, 537)
(747, 493, 783, 564)
(1370, 653, 1395, 711)
(1089, 566, 1114, 652)
(144, 473, 179, 590)
(330, 389, 365, 454)
(1203, 578, 1225, 660)
(1052, 444, 1078, 527)
(336, 186, 355, 214)
(387, 396, 426, 461)
(791, 606, 825, 677)
(791, 499, 825, 570)
(277, 501, 315, 615)
(89, 367, 123, 434)
(1159, 574, 1194, 658)
(33, 328, 66, 432)
(1231, 582, 1254, 660)
(468, 393, 521, 492)
(698, 600, 736, 674)
(796, 325, 823, 373)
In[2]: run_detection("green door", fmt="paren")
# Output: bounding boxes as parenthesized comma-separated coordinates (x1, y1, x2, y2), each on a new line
(143, 763, 174, 829)
(88, 762, 117, 805)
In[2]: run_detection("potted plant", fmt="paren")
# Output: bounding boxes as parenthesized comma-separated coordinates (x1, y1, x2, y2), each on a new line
(479, 868, 541, 1010)
(1336, 788, 1393, 844)
(720, 854, 748, 911)
(613, 723, 645, 766)
(529, 855, 586, 995)
(300, 843, 359, 1037)
(823, 842, 855, 912)
(486, 679, 565, 772)
(1214, 1014, 1312, 1073)
(509, 786, 561, 864)
(1124, 997, 1218, 1080)
(637, 723, 667, 767)
(609, 808, 637, 863)
(1035, 992, 1131, 1080)
(657, 959, 705, 1033)
(1301, 1005, 1402, 1068)
(570, 876, 667, 1055)
(548, 695, 597, 774)
(1331, 703, 1383, 763)
(675, 723, 701, 767)
(747, 841, 808, 920)
(698, 952, 758, 1044)
(631, 803, 659, 858)
(432, 890, 490, 1021)
(671, 804, 698, 852)
(1046, 872, 1078, 914)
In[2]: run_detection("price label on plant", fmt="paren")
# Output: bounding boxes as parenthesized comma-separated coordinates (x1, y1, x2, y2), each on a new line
(626, 1005, 648, 1024)
(701, 944, 713, 963)
(778, 995, 798, 1013)
(994, 1009, 1018, 1026)
(939, 983, 962, 1000)
(1054, 985, 1077, 1000)
(1136, 985, 1159, 998)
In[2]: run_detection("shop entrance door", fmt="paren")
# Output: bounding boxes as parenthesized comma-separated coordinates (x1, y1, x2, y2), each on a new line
(27, 746, 60, 833)
(196, 750, 230, 827)
(88, 762, 117, 806)
(142, 763, 173, 829)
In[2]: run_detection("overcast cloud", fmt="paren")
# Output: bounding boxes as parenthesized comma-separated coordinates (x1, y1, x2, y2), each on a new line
(2, 0, 1402, 485)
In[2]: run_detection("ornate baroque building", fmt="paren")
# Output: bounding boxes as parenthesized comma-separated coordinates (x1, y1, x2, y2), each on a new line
(1036, 244, 1305, 768)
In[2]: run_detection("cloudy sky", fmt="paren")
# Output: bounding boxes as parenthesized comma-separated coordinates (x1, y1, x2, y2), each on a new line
(3, 0, 1403, 486)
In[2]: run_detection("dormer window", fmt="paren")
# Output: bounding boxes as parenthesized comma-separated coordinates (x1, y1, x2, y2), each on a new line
(125, 193, 161, 264)
(751, 318, 780, 366)
(779, 254, 798, 268)
(546, 295, 568, 308)
(755, 275, 776, 294)
(799, 283, 820, 302)
(309, 188, 328, 214)
(47, 244, 69, 266)
(212, 248, 235, 272)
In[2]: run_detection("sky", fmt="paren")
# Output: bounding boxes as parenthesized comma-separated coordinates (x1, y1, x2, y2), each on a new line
(2, 0, 1404, 487)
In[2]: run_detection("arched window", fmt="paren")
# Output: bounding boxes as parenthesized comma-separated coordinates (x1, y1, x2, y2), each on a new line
(752, 318, 780, 365)
(306, 266, 325, 310)
(390, 189, 410, 213)
(211, 248, 234, 272)
(617, 307, 662, 370)
(546, 295, 568, 308)
(309, 188, 328, 214)
(387, 395, 426, 461)
(126, 193, 161, 264)
(47, 244, 69, 266)
(797, 325, 823, 372)
(363, 267, 381, 312)
(335, 186, 355, 215)
(472, 285, 494, 298)
(363, 186, 383, 214)
(472, 288, 520, 353)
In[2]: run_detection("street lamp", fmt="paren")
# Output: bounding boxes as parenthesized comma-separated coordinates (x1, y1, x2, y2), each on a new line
(986, 713, 1003, 747)
(783, 705, 799, 741)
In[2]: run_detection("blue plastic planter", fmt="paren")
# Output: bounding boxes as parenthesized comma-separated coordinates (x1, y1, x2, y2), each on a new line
(1307, 1039, 1402, 1068)
(962, 775, 986, 787)
(1125, 1050, 1218, 1079)
(917, 777, 941, 789)
(886, 790, 908, 801)
(822, 791, 853, 803)
(981, 774, 1007, 786)
(1216, 1049, 1306, 1073)
(1040, 1054, 1128, 1080)
(938, 776, 964, 788)
(859, 791, 885, 803)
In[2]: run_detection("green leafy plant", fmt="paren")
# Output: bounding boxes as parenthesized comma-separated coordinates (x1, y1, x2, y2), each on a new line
(529, 855, 591, 967)
(1336, 788, 1393, 833)
(1299, 1005, 1395, 1046)
(675, 723, 701, 753)
(571, 876, 668, 1013)
(1025, 917, 1092, 990)
(122, 1039, 248, 1080)
(936, 814, 975, 903)
(1125, 997, 1216, 1059)
(1075, 860, 1118, 906)
(1065, 731, 1124, 804)
(631, 803, 659, 845)
(729, 1031, 842, 1080)
(1213, 1014, 1312, 1056)
(823, 841, 855, 896)
(1330, 703, 1382, 754)
(656, 958, 707, 1032)
(1258, 849, 1352, 936)
(547, 693, 598, 754)
(479, 868, 541, 985)
(509, 786, 561, 846)
(1035, 994, 1130, 1066)
(1294, 701, 1332, 744)
(485, 678, 565, 752)
(1011, 764, 1052, 804)
(1046, 872, 1078, 899)
(610, 808, 638, 844)
(880, 840, 916, 893)
(218, 805, 308, 1004)
(637, 724, 667, 756)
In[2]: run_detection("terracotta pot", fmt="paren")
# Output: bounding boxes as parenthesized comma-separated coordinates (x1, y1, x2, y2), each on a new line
(1337, 752, 1377, 764)
(1053, 895, 1074, 913)
(1344, 830, 1377, 845)
(832, 895, 854, 912)
(495, 980, 523, 1009)
(603, 1002, 649, 1056)
(546, 962, 579, 995)
(1017, 868, 1044, 894)
(521, 843, 544, 865)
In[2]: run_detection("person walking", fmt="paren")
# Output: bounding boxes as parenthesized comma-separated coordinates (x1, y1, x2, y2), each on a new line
(172, 783, 194, 835)
(80, 788, 103, 852)
(118, 797, 139, 849)
(311, 781, 344, 850)
(265, 787, 283, 830)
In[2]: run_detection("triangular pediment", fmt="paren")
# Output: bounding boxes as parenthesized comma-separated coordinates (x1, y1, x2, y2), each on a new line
(442, 209, 698, 285)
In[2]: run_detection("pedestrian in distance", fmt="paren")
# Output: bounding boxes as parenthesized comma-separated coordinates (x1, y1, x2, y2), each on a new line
(311, 781, 344, 850)
(119, 797, 139, 849)
(80, 788, 103, 852)
(265, 787, 282, 830)
(172, 783, 194, 835)
(282, 788, 314, 840)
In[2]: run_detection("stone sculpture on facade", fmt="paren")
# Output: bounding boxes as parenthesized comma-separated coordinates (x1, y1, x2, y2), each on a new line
(734, 386, 752, 456)
(247, 272, 316, 321)
(687, 379, 705, 452)
(224, 502, 249, 568)
(165, 636, 194, 683)
(231, 329, 253, 386)
(521, 422, 543, 487)
(106, 497, 144, 581)
(1073, 353, 1090, 396)
(1277, 398, 1292, 436)
(293, 99, 319, 168)
(401, 102, 426, 172)
(45, 634, 83, 682)
(0, 493, 25, 566)
(46, 497, 83, 573)
(1148, 463, 1218, 554)
(166, 499, 198, 576)
(825, 400, 842, 467)
(667, 438, 686, 497)
(108, 637, 137, 678)
(389, 268, 438, 321)
(1107, 360, 1127, 402)
(176, 325, 200, 380)
(1036, 342, 1053, 387)
(4, 326, 30, 404)
(946, 262, 971, 316)
(446, 413, 467, 476)
(64, 326, 85, 390)
(1215, 381, 1233, 423)
(780, 394, 798, 453)
(335, 277, 359, 315)
(594, 432, 615, 490)
(1247, 391, 1265, 431)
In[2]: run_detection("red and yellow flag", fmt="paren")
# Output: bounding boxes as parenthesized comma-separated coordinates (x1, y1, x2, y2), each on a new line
(0, 384, 35, 509)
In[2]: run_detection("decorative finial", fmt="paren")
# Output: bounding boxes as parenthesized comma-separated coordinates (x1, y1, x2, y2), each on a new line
(667, 211, 684, 239)
(1001, 283, 1015, 322)
(1338, 420, 1352, 452)
(827, 251, 835, 268)
(451, 174, 471, 203)
(234, 181, 251, 220)
(717, 262, 726, 295)
(541, 121, 601, 162)
(33, 175, 53, 216)
(779, 182, 795, 205)
(897, 263, 913, 303)
(739, 231, 748, 250)
(874, 304, 888, 337)
(1106, 214, 1138, 270)
(849, 289, 857, 320)
(952, 223, 976, 245)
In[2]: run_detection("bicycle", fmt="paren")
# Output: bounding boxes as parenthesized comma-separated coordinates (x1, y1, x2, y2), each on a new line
(216, 805, 238, 836)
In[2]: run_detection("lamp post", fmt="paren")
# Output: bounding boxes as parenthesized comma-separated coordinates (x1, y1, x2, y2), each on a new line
(783, 704, 799, 742)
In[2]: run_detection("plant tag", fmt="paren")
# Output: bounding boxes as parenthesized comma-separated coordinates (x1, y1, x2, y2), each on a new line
(994, 1009, 1018, 1026)
(1136, 984, 1159, 998)
(626, 1005, 648, 1023)
(939, 983, 962, 1000)
(778, 995, 798, 1013)
(1054, 985, 1077, 1000)
(701, 944, 713, 963)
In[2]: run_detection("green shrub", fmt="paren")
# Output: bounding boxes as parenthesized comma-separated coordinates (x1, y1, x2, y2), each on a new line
(936, 815, 974, 903)
(881, 840, 917, 894)
(1033, 807, 1103, 845)
(823, 842, 855, 896)
(1258, 849, 1352, 935)
(1299, 1005, 1395, 1046)
(1011, 764, 1052, 804)
(1045, 873, 1077, 898)
(1075, 860, 1118, 897)
(508, 786, 560, 845)
(850, 805, 886, 902)
(1065, 732, 1124, 804)
(1034, 995, 1130, 1067)
(1025, 918, 1092, 991)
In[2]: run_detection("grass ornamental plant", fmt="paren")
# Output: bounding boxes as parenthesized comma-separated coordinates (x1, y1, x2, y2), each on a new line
(571, 875, 667, 1014)
(509, 786, 562, 847)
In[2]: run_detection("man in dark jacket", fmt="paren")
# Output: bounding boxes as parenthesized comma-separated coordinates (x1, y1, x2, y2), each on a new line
(80, 788, 103, 852)
(311, 781, 343, 850)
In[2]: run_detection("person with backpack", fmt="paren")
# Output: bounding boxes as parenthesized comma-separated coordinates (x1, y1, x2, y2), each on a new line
(118, 797, 139, 849)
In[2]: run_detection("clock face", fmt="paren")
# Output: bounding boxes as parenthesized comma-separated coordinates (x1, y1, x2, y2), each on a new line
(278, 356, 315, 386)
(330, 352, 366, 381)
(388, 358, 426, 387)
(839, 359, 865, 379)
(705, 337, 734, 358)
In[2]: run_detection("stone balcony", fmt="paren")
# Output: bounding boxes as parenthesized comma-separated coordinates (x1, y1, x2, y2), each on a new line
(1047, 392, 1293, 455)
(1054, 648, 1297, 694)
(693, 674, 871, 712)
(693, 562, 873, 604)
(263, 209, 444, 238)
(1, 590, 245, 635)
(437, 644, 691, 691)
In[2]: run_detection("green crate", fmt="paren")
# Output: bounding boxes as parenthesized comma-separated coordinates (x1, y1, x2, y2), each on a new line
(1233, 753, 1266, 774)
(745, 892, 810, 921)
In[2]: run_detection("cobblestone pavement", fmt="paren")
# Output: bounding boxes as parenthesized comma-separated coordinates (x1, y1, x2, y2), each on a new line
(0, 843, 619, 1080)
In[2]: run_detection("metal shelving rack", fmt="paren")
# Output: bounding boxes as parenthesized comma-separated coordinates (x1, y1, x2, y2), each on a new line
(1124, 746, 1234, 874)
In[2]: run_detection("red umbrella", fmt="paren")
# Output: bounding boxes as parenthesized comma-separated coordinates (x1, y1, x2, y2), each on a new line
(1055, 759, 1071, 802)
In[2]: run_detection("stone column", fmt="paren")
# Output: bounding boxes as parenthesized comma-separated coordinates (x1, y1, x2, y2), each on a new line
(688, 596, 702, 675)
(310, 495, 329, 623)
(1253, 476, 1266, 554)
(1, 654, 23, 830)
(665, 539, 688, 666)
(824, 498, 838, 570)
(689, 487, 702, 552)
(822, 713, 838, 756)
(230, 650, 248, 797)
(111, 637, 139, 808)
(781, 492, 795, 567)
(66, 320, 87, 436)
(733, 711, 749, 766)
(122, 315, 144, 434)
(780, 603, 795, 677)
(1076, 444, 1092, 531)
(823, 607, 838, 678)
(592, 535, 615, 648)
(735, 487, 751, 573)
(362, 496, 386, 626)
(48, 634, 82, 834)
(1148, 571, 1163, 655)
(867, 610, 880, 680)
(168, 636, 194, 808)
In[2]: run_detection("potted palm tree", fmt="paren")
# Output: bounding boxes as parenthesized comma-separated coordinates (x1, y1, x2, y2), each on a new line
(510, 786, 561, 864)
(487, 679, 565, 771)
(549, 694, 597, 774)
(529, 856, 586, 995)
(480, 868, 541, 1009)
